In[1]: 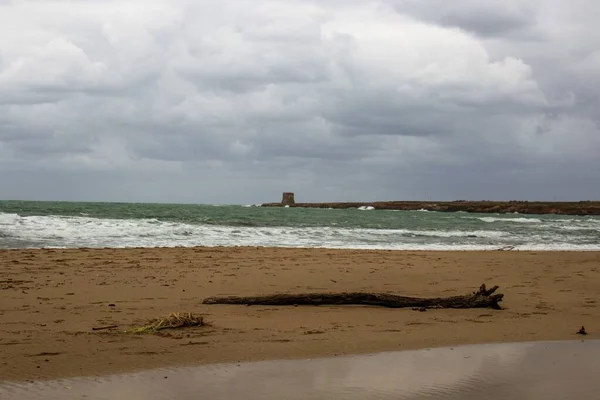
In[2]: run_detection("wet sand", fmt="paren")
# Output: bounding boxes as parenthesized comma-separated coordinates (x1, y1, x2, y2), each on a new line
(2, 341, 600, 399)
(1, 247, 599, 381)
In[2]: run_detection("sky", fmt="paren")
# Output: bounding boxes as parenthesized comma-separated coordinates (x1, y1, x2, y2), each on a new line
(0, 0, 599, 204)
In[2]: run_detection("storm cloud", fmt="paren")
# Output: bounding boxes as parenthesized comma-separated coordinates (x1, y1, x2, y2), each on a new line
(1, 0, 598, 203)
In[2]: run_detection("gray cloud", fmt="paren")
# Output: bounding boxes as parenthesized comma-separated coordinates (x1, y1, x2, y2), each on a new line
(0, 0, 599, 203)
(391, 0, 537, 38)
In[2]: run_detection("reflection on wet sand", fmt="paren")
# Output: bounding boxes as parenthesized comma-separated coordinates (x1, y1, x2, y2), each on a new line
(1, 340, 599, 399)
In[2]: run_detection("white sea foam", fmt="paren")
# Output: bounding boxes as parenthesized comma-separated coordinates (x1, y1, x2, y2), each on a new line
(1, 212, 598, 251)
(478, 217, 542, 224)
(557, 225, 600, 232)
(357, 206, 375, 210)
(365, 228, 507, 239)
(0, 212, 20, 225)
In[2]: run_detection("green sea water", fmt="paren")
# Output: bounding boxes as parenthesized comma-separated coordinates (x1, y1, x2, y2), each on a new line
(1, 200, 599, 250)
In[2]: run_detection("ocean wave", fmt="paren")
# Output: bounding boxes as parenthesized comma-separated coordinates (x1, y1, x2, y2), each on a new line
(0, 212, 597, 251)
(478, 217, 542, 224)
(0, 213, 21, 225)
(402, 230, 506, 239)
(556, 225, 600, 232)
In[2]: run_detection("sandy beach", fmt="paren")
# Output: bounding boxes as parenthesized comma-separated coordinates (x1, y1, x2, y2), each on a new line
(1, 247, 599, 381)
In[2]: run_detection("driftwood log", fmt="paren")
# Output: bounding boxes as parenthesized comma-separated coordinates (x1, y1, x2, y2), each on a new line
(203, 284, 504, 310)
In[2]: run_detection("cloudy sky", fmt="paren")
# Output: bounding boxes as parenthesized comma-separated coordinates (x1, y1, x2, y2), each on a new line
(1, 0, 598, 204)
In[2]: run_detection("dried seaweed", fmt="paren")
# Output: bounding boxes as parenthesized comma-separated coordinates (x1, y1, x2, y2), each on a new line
(126, 312, 206, 334)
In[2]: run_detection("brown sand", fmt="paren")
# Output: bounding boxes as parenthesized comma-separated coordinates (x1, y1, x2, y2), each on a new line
(1, 247, 599, 381)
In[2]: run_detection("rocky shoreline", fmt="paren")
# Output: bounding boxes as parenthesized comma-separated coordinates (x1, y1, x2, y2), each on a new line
(261, 200, 600, 215)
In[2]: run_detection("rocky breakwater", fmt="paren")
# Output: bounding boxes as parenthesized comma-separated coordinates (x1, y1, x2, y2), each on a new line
(261, 200, 600, 216)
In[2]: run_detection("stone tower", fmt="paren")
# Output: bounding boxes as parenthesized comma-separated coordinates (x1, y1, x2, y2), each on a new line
(281, 192, 295, 205)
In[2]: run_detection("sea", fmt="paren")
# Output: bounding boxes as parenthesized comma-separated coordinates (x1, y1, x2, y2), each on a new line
(1, 201, 599, 251)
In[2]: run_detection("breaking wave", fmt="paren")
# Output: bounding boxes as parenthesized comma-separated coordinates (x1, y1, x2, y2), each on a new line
(1, 211, 598, 251)
(478, 217, 542, 224)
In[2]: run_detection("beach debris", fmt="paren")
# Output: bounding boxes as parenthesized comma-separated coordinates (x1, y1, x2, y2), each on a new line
(92, 325, 119, 331)
(202, 283, 505, 310)
(27, 352, 63, 357)
(126, 312, 207, 334)
(577, 326, 587, 335)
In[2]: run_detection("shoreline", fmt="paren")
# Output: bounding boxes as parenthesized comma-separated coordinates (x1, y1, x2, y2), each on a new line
(2, 246, 600, 381)
(4, 245, 600, 252)
(261, 200, 600, 215)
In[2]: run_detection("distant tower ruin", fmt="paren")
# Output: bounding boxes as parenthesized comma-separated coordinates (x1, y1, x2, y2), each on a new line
(281, 192, 295, 205)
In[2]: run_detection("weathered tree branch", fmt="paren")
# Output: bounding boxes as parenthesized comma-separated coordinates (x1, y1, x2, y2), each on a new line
(202, 284, 504, 310)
